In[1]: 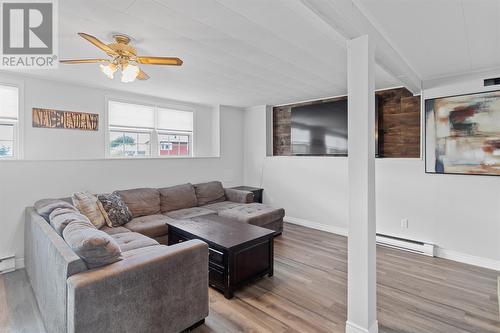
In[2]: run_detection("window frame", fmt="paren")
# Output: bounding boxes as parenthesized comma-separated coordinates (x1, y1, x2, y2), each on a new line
(105, 97, 194, 159)
(0, 81, 23, 161)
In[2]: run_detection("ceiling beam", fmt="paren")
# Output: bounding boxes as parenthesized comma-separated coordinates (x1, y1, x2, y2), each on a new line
(299, 0, 422, 95)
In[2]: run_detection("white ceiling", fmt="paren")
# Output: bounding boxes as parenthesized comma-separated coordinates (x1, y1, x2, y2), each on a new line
(9, 0, 403, 107)
(358, 0, 500, 81)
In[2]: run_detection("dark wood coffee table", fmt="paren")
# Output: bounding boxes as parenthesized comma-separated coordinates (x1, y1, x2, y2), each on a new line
(167, 214, 274, 299)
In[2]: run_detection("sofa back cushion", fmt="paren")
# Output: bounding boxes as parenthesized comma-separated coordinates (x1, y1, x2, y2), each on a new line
(34, 199, 77, 221)
(159, 183, 197, 213)
(194, 181, 226, 206)
(115, 188, 160, 218)
(72, 191, 107, 229)
(62, 219, 122, 269)
(49, 208, 91, 236)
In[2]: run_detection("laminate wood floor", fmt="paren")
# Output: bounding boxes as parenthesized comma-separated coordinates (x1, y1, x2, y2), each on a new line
(1, 223, 499, 333)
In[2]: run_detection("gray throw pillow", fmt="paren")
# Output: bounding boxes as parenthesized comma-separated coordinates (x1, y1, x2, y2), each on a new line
(34, 199, 77, 221)
(98, 193, 133, 227)
(63, 220, 122, 269)
(49, 208, 92, 236)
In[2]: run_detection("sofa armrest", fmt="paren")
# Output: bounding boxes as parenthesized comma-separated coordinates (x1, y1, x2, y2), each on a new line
(224, 188, 254, 203)
(67, 240, 209, 333)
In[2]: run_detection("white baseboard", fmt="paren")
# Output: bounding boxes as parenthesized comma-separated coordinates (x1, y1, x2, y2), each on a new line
(284, 216, 348, 236)
(346, 320, 378, 333)
(15, 257, 25, 270)
(284, 216, 500, 272)
(436, 248, 500, 272)
(11, 220, 500, 273)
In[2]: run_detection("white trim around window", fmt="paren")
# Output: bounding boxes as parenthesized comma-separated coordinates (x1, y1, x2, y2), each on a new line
(0, 80, 24, 160)
(105, 97, 194, 159)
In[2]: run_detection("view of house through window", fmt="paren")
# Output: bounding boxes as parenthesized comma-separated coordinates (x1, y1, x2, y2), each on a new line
(159, 133, 190, 156)
(108, 100, 193, 158)
(0, 85, 19, 159)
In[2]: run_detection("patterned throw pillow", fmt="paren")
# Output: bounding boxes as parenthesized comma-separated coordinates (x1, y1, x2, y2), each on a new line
(98, 193, 133, 227)
(72, 191, 107, 229)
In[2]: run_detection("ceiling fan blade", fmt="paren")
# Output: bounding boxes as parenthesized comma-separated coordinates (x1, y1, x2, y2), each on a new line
(136, 56, 183, 66)
(78, 33, 117, 56)
(60, 58, 109, 64)
(137, 68, 150, 80)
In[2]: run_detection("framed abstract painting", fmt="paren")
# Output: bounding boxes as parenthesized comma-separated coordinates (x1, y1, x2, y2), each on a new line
(425, 90, 500, 176)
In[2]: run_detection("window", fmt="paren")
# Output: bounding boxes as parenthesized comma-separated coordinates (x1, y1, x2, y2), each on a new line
(157, 107, 193, 157)
(109, 131, 151, 157)
(0, 85, 19, 159)
(159, 133, 190, 156)
(107, 100, 193, 158)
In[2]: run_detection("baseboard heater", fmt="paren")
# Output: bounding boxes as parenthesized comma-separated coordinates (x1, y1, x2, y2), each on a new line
(0, 255, 15, 274)
(376, 234, 435, 257)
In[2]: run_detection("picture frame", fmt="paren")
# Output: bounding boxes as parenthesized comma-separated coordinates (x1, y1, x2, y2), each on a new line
(425, 89, 500, 176)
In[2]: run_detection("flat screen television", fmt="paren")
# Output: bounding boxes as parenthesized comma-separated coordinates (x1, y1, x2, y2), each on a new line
(290, 97, 378, 156)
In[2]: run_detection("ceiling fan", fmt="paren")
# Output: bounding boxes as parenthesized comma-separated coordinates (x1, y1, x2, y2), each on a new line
(60, 33, 183, 83)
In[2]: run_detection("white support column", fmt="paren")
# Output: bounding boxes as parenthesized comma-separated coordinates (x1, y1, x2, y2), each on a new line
(346, 35, 378, 333)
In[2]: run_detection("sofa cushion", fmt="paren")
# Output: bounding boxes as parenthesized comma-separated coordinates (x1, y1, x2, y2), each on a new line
(201, 201, 245, 213)
(153, 235, 169, 245)
(49, 207, 91, 236)
(120, 244, 167, 258)
(224, 188, 254, 203)
(100, 225, 131, 236)
(34, 199, 77, 221)
(111, 232, 159, 252)
(124, 214, 171, 238)
(165, 207, 215, 220)
(194, 181, 226, 206)
(159, 183, 197, 213)
(62, 220, 122, 269)
(218, 203, 285, 227)
(72, 191, 107, 229)
(98, 193, 133, 227)
(115, 188, 160, 218)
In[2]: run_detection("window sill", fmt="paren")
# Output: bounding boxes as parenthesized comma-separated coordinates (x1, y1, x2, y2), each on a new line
(106, 155, 196, 160)
(0, 156, 221, 162)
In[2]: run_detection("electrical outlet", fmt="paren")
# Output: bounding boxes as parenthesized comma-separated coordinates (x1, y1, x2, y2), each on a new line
(401, 218, 409, 229)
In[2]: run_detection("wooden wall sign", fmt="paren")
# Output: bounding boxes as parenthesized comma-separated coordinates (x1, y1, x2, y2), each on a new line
(32, 108, 99, 131)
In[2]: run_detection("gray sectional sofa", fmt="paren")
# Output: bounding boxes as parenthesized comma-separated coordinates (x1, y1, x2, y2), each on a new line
(25, 181, 284, 333)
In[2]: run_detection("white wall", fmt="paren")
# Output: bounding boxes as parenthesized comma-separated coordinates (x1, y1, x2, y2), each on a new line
(245, 78, 500, 269)
(0, 73, 220, 160)
(0, 73, 244, 265)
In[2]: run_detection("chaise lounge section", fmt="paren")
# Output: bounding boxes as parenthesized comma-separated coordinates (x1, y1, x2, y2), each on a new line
(114, 181, 284, 241)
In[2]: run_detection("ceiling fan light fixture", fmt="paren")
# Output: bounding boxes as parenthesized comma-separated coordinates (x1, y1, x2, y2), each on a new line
(99, 63, 116, 79)
(60, 33, 183, 83)
(121, 63, 139, 83)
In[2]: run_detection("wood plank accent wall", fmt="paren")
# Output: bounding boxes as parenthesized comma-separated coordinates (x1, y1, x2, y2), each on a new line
(273, 106, 292, 156)
(377, 88, 421, 158)
(272, 87, 421, 158)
